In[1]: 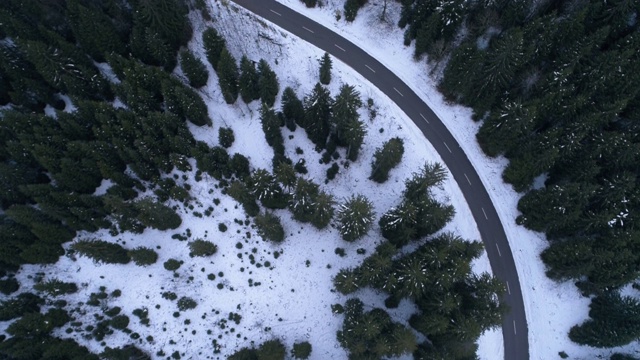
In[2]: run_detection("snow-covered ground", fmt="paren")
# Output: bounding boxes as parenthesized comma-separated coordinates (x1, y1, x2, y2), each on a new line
(2, 2, 503, 359)
(266, 0, 640, 359)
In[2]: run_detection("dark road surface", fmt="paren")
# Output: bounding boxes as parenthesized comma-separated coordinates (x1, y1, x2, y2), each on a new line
(229, 1, 530, 359)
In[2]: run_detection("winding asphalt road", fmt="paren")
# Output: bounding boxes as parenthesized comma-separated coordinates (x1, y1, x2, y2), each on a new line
(229, 1, 529, 359)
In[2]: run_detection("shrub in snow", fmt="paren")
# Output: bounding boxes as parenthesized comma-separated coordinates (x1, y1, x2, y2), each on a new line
(162, 291, 178, 301)
(292, 341, 312, 359)
(105, 307, 121, 317)
(71, 239, 130, 264)
(109, 314, 129, 330)
(336, 194, 375, 242)
(129, 247, 158, 266)
(33, 279, 78, 297)
(101, 345, 149, 360)
(177, 297, 197, 311)
(188, 239, 217, 257)
(163, 259, 182, 271)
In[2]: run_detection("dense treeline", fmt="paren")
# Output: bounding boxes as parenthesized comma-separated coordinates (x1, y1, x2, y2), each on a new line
(0, 0, 209, 357)
(394, 0, 640, 351)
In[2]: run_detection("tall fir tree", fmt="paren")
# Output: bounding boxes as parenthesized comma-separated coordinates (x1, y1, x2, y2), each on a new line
(336, 194, 375, 242)
(180, 49, 209, 88)
(239, 55, 260, 103)
(370, 137, 404, 183)
(319, 52, 332, 85)
(257, 59, 279, 107)
(303, 83, 333, 149)
(202, 27, 226, 71)
(216, 48, 239, 104)
(281, 87, 304, 131)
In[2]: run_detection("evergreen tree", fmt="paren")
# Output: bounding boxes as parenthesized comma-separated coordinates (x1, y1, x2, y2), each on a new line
(332, 84, 366, 161)
(134, 197, 182, 230)
(162, 78, 211, 126)
(569, 293, 640, 348)
(344, 0, 368, 22)
(281, 87, 304, 131)
(219, 127, 235, 148)
(257, 59, 279, 107)
(66, 0, 126, 62)
(289, 178, 320, 223)
(180, 49, 209, 88)
(202, 27, 226, 71)
(318, 52, 332, 84)
(133, 0, 191, 51)
(336, 194, 375, 242)
(291, 341, 312, 359)
(254, 211, 285, 243)
(257, 339, 286, 360)
(260, 104, 284, 150)
(303, 83, 333, 149)
(217, 48, 239, 104)
(227, 180, 260, 217)
(70, 239, 130, 264)
(248, 169, 288, 209)
(370, 137, 404, 183)
(310, 191, 335, 229)
(239, 55, 260, 103)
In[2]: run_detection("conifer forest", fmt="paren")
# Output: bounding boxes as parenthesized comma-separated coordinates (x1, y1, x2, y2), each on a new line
(0, 0, 638, 359)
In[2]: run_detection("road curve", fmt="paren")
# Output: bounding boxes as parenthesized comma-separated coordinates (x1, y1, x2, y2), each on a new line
(229, 1, 529, 359)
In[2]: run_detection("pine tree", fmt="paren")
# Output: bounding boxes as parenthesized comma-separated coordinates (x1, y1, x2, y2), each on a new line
(336, 194, 375, 242)
(370, 137, 404, 183)
(134, 197, 182, 230)
(289, 178, 320, 223)
(569, 293, 640, 348)
(254, 211, 285, 243)
(217, 48, 239, 104)
(310, 191, 335, 229)
(162, 78, 211, 126)
(257, 339, 286, 360)
(281, 87, 304, 131)
(319, 52, 332, 84)
(303, 83, 333, 149)
(202, 27, 226, 71)
(180, 49, 209, 88)
(248, 168, 288, 209)
(70, 239, 130, 264)
(66, 0, 126, 62)
(260, 104, 284, 149)
(239, 55, 260, 103)
(332, 84, 365, 161)
(257, 59, 279, 107)
(332, 84, 362, 144)
(133, 0, 191, 50)
(227, 180, 260, 217)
